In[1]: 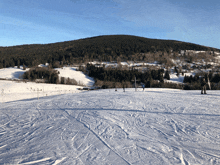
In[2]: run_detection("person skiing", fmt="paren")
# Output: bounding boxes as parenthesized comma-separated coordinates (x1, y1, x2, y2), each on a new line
(123, 84, 125, 92)
(201, 77, 207, 94)
(142, 84, 145, 91)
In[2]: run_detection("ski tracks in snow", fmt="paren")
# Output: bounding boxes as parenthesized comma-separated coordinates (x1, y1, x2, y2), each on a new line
(0, 89, 220, 164)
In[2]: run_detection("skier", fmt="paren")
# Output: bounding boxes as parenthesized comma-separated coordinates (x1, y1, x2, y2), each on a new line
(142, 84, 145, 91)
(123, 84, 125, 92)
(201, 77, 207, 94)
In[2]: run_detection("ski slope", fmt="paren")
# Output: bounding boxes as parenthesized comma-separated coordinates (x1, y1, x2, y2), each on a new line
(0, 66, 95, 102)
(0, 66, 28, 80)
(55, 67, 94, 87)
(0, 88, 220, 164)
(0, 80, 83, 103)
(0, 66, 95, 87)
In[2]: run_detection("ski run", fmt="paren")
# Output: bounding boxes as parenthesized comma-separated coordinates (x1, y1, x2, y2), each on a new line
(0, 88, 220, 164)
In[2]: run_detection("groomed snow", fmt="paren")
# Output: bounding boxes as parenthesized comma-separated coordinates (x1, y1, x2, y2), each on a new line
(0, 88, 220, 164)
(55, 67, 94, 87)
(0, 80, 83, 103)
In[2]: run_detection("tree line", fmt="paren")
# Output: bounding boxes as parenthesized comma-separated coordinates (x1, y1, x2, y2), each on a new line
(23, 67, 79, 85)
(86, 64, 164, 83)
(82, 64, 181, 89)
(23, 67, 60, 84)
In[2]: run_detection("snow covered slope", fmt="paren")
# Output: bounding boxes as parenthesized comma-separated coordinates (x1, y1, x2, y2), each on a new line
(55, 67, 94, 86)
(0, 80, 82, 103)
(0, 66, 95, 86)
(0, 66, 27, 79)
(0, 89, 220, 164)
(165, 73, 194, 84)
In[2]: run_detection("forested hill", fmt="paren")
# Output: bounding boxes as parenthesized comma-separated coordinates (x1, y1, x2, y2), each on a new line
(0, 35, 219, 68)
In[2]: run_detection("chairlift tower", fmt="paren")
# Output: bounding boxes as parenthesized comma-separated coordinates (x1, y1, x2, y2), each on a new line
(132, 76, 137, 92)
(1, 89, 4, 103)
(135, 76, 137, 92)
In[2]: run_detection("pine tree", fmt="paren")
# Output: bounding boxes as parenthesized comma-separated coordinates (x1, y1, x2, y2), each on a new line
(17, 60, 20, 68)
(23, 63, 26, 70)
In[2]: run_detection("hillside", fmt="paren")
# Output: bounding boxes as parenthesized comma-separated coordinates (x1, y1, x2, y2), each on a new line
(0, 35, 219, 68)
(0, 88, 220, 164)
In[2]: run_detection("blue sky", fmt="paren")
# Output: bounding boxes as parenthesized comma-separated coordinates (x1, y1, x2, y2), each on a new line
(0, 0, 220, 49)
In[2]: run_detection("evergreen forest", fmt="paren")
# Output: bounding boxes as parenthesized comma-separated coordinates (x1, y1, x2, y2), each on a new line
(0, 35, 219, 69)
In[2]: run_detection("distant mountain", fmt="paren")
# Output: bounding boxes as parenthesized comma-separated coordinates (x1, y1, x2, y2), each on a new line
(0, 35, 219, 68)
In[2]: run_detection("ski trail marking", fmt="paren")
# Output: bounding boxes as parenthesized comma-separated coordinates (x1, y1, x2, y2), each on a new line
(75, 144, 92, 159)
(55, 104, 131, 165)
(76, 132, 90, 150)
(19, 157, 51, 165)
(74, 115, 131, 165)
(179, 151, 190, 165)
(53, 157, 66, 165)
(0, 144, 7, 149)
(71, 131, 79, 141)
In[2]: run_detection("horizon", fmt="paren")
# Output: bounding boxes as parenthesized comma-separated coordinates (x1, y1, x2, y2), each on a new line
(1, 34, 219, 50)
(1, 0, 220, 49)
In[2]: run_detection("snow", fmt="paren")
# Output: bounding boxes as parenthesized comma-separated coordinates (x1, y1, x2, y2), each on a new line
(1, 88, 220, 164)
(0, 80, 83, 102)
(0, 66, 28, 79)
(89, 61, 159, 68)
(38, 63, 49, 67)
(165, 74, 184, 84)
(165, 73, 194, 84)
(55, 67, 94, 87)
(216, 56, 220, 59)
(0, 66, 95, 102)
(1, 63, 220, 164)
(0, 66, 95, 87)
